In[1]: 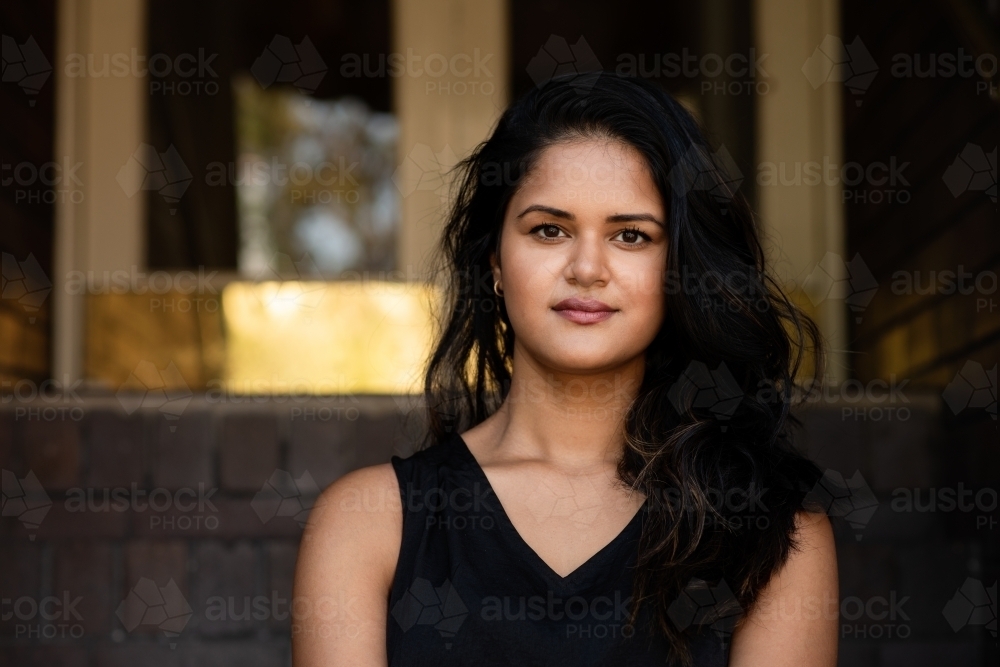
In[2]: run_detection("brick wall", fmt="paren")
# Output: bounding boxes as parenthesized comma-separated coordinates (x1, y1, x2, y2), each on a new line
(1, 393, 996, 666)
(0, 396, 419, 666)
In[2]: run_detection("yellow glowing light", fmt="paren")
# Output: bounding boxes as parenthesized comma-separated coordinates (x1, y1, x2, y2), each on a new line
(222, 280, 441, 395)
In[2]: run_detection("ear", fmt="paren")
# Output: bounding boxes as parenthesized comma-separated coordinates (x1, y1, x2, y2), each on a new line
(489, 251, 501, 283)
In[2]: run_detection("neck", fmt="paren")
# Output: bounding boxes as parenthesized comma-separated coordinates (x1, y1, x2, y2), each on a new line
(484, 343, 645, 469)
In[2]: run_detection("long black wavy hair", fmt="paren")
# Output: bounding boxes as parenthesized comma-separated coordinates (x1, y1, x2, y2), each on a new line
(419, 72, 825, 663)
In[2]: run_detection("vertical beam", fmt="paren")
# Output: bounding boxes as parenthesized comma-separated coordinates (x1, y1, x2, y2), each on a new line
(392, 0, 510, 281)
(754, 0, 847, 382)
(53, 0, 147, 381)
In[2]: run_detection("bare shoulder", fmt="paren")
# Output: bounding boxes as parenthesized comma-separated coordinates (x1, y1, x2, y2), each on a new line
(299, 462, 403, 585)
(791, 509, 836, 554)
(292, 463, 403, 667)
(307, 463, 402, 540)
(728, 510, 838, 667)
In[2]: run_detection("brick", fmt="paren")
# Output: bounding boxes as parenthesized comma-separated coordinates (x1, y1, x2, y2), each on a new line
(867, 406, 939, 493)
(856, 502, 946, 544)
(125, 540, 188, 586)
(32, 498, 129, 540)
(0, 543, 42, 638)
(191, 641, 287, 666)
(837, 542, 896, 601)
(121, 481, 221, 538)
(287, 418, 357, 490)
(122, 540, 189, 639)
(792, 405, 870, 478)
(0, 646, 89, 667)
(84, 411, 145, 488)
(0, 463, 58, 541)
(53, 541, 113, 635)
(220, 414, 279, 492)
(879, 641, 979, 667)
(836, 642, 878, 667)
(266, 541, 298, 631)
(353, 411, 403, 469)
(956, 416, 1000, 488)
(95, 641, 287, 667)
(20, 420, 81, 490)
(0, 411, 18, 470)
(896, 544, 973, 638)
(192, 541, 257, 637)
(151, 411, 214, 490)
(130, 496, 301, 540)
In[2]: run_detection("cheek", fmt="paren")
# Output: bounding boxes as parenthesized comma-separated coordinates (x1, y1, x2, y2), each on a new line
(617, 256, 667, 316)
(500, 240, 561, 303)
(503, 256, 554, 324)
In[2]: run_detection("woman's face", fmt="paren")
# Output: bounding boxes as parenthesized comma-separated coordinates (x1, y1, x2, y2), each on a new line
(492, 137, 668, 374)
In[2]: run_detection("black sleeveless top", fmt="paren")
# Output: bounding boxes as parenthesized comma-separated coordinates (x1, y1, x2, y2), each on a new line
(386, 432, 731, 666)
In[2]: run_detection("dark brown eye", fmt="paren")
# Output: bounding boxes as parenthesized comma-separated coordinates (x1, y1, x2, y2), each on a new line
(614, 226, 651, 245)
(531, 224, 565, 239)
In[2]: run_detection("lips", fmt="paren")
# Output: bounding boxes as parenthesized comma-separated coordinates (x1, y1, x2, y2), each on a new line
(552, 297, 617, 324)
(553, 297, 616, 313)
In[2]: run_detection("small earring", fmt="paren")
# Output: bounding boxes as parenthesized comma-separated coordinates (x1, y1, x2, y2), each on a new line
(493, 279, 504, 297)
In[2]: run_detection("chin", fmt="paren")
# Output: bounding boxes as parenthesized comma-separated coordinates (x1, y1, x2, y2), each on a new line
(538, 346, 632, 374)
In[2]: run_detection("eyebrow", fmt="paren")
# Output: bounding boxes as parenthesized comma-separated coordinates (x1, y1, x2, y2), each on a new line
(516, 204, 664, 227)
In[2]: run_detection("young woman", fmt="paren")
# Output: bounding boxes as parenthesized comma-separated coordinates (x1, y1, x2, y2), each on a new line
(293, 73, 839, 666)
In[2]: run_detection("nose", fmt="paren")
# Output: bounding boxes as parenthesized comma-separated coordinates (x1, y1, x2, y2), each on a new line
(563, 230, 610, 287)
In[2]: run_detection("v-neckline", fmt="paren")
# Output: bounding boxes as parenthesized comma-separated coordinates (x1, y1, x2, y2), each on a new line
(452, 431, 644, 587)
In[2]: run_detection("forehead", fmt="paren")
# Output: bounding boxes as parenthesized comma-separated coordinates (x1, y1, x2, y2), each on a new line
(512, 137, 663, 215)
